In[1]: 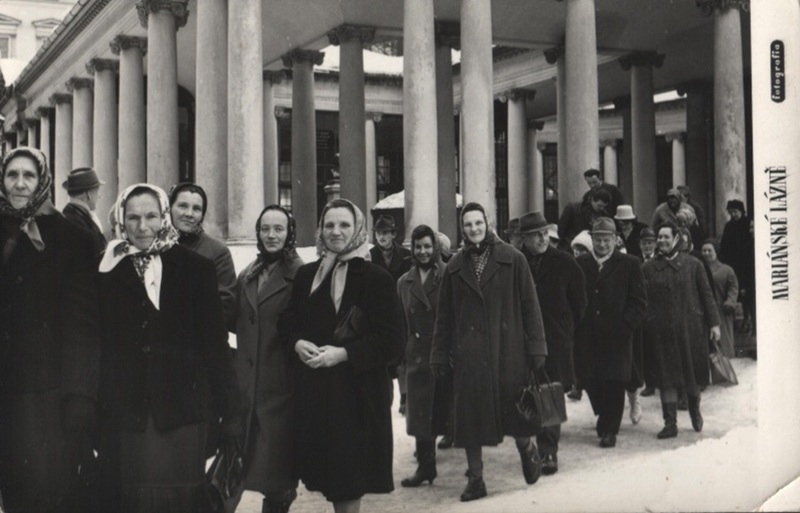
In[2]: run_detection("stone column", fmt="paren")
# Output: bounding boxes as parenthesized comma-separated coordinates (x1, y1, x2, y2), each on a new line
(435, 22, 459, 243)
(136, 0, 189, 191)
(504, 89, 533, 219)
(621, 51, 664, 222)
(110, 35, 147, 189)
(460, 0, 495, 219)
(329, 25, 374, 215)
(196, 0, 228, 238)
(545, 46, 567, 210)
(699, 0, 748, 235)
(678, 81, 713, 229)
(87, 58, 119, 226)
(67, 77, 94, 169)
(528, 122, 545, 213)
(26, 121, 37, 149)
(263, 71, 283, 206)
(36, 107, 51, 165)
(666, 132, 686, 188)
(613, 96, 634, 203)
(602, 140, 618, 186)
(365, 112, 381, 222)
(282, 49, 324, 245)
(50, 93, 73, 210)
(563, 0, 600, 205)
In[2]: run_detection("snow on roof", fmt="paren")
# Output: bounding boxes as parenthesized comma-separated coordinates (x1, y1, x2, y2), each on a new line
(317, 46, 403, 76)
(373, 190, 464, 210)
(0, 59, 27, 85)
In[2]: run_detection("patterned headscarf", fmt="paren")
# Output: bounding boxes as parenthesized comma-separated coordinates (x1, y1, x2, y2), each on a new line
(245, 204, 298, 282)
(99, 183, 179, 279)
(0, 146, 57, 251)
(460, 202, 496, 280)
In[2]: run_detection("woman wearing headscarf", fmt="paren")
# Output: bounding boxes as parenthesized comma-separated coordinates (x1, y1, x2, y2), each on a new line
(283, 198, 403, 513)
(431, 202, 547, 502)
(0, 147, 100, 513)
(719, 199, 755, 333)
(96, 184, 242, 512)
(701, 239, 739, 358)
(397, 224, 453, 488)
(230, 205, 303, 513)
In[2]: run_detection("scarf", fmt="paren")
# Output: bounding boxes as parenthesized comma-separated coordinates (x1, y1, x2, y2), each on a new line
(310, 199, 370, 312)
(592, 248, 613, 271)
(246, 204, 298, 282)
(657, 232, 682, 260)
(411, 225, 442, 271)
(0, 147, 57, 253)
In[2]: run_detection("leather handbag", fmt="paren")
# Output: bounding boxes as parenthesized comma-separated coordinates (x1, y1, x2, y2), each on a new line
(709, 338, 738, 386)
(205, 441, 244, 512)
(515, 370, 568, 429)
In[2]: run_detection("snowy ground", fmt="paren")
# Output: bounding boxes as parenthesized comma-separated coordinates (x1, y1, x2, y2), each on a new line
(234, 357, 761, 513)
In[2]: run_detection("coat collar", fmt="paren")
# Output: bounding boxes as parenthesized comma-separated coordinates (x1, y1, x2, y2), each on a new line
(450, 238, 512, 296)
(651, 252, 685, 271)
(405, 260, 445, 308)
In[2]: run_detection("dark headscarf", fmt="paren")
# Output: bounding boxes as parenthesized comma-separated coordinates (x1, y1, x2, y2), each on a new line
(460, 202, 498, 254)
(655, 222, 682, 259)
(167, 182, 208, 240)
(410, 224, 441, 270)
(245, 204, 298, 281)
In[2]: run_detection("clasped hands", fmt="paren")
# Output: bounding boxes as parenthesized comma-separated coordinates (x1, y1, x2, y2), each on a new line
(295, 339, 348, 368)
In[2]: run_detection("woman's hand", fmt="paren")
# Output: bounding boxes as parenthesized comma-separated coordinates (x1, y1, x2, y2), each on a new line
(709, 326, 721, 342)
(306, 345, 348, 369)
(295, 339, 322, 363)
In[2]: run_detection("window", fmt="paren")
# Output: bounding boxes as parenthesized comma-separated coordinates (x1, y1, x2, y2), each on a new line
(33, 18, 60, 50)
(0, 36, 10, 59)
(0, 14, 20, 59)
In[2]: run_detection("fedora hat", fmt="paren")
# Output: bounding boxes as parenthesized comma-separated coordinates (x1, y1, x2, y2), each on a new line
(517, 211, 549, 234)
(614, 205, 636, 221)
(591, 217, 617, 235)
(640, 227, 656, 241)
(505, 217, 520, 235)
(373, 214, 397, 232)
(62, 167, 104, 193)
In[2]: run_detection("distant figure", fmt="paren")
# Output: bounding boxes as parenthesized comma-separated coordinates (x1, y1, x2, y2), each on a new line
(558, 187, 612, 246)
(676, 185, 706, 233)
(701, 239, 739, 358)
(62, 167, 107, 259)
(614, 205, 648, 260)
(581, 168, 624, 215)
(719, 199, 755, 334)
(506, 217, 521, 250)
(651, 188, 697, 232)
(639, 228, 657, 262)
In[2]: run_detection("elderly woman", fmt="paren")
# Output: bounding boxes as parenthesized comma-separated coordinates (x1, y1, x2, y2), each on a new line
(701, 239, 739, 358)
(97, 184, 241, 511)
(0, 147, 100, 513)
(720, 199, 755, 333)
(283, 198, 403, 513)
(397, 224, 453, 488)
(230, 205, 303, 513)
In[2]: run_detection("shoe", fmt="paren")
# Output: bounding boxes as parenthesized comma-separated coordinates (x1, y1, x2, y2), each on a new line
(460, 474, 487, 502)
(567, 385, 582, 401)
(437, 434, 454, 449)
(677, 394, 688, 411)
(657, 402, 678, 439)
(688, 395, 703, 432)
(599, 433, 616, 448)
(541, 453, 558, 475)
(401, 440, 437, 487)
(628, 390, 642, 425)
(262, 489, 297, 513)
(398, 393, 407, 415)
(640, 387, 655, 397)
(518, 441, 542, 485)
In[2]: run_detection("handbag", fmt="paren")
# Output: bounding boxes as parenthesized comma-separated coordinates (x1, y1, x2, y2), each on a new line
(709, 338, 738, 386)
(515, 369, 568, 429)
(205, 441, 244, 512)
(333, 305, 368, 342)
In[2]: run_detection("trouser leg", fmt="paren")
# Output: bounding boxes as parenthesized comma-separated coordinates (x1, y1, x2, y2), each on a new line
(536, 424, 560, 456)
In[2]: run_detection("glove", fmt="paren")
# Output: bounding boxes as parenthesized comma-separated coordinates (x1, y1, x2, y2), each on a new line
(62, 394, 96, 432)
(431, 363, 450, 378)
(723, 303, 736, 315)
(528, 355, 546, 371)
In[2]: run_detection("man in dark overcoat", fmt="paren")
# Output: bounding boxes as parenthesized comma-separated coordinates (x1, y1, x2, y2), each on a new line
(431, 202, 547, 502)
(518, 211, 586, 475)
(62, 167, 107, 260)
(575, 217, 647, 448)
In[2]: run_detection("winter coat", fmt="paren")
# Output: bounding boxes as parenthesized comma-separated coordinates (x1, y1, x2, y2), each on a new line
(179, 230, 238, 329)
(63, 201, 107, 260)
(558, 201, 606, 247)
(719, 216, 755, 296)
(397, 261, 453, 438)
(370, 242, 412, 282)
(526, 246, 587, 389)
(642, 252, 721, 390)
(284, 258, 403, 500)
(708, 260, 739, 358)
(431, 239, 547, 447)
(575, 251, 647, 383)
(0, 213, 100, 512)
(233, 255, 303, 494)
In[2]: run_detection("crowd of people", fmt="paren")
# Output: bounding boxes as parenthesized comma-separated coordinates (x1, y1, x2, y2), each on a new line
(0, 147, 755, 513)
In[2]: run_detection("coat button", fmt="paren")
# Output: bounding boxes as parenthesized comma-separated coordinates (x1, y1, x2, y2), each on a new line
(415, 332, 420, 339)
(141, 320, 148, 329)
(142, 345, 151, 353)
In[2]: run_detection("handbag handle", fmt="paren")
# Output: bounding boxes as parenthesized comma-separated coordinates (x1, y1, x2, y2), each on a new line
(528, 368, 553, 389)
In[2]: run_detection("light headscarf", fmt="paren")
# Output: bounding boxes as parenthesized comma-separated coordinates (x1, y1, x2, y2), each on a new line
(245, 204, 298, 282)
(0, 146, 57, 251)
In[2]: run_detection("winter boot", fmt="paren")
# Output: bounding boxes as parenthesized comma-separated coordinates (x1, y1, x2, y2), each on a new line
(460, 470, 487, 502)
(627, 390, 642, 425)
(688, 394, 704, 432)
(401, 440, 437, 487)
(262, 489, 297, 513)
(657, 402, 678, 439)
(517, 439, 542, 485)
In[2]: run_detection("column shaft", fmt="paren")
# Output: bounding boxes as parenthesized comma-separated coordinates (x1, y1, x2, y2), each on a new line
(71, 84, 94, 168)
(54, 100, 73, 210)
(263, 77, 280, 206)
(631, 65, 657, 221)
(435, 40, 457, 243)
(92, 68, 118, 227)
(337, 32, 368, 213)
(27, 123, 37, 149)
(506, 93, 528, 219)
(39, 112, 51, 164)
(671, 136, 686, 187)
(556, 58, 567, 211)
(603, 143, 618, 186)
(683, 83, 713, 229)
(365, 115, 377, 221)
(528, 129, 544, 213)
(116, 41, 147, 189)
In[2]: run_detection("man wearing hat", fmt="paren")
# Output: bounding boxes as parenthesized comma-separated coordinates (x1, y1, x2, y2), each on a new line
(614, 205, 648, 259)
(505, 217, 522, 250)
(519, 211, 586, 473)
(62, 167, 106, 258)
(639, 228, 657, 262)
(574, 217, 647, 448)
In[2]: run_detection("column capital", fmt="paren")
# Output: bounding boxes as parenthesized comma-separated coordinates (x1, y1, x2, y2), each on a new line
(35, 106, 51, 118)
(528, 120, 545, 131)
(66, 77, 93, 92)
(327, 24, 376, 46)
(619, 51, 665, 71)
(262, 70, 285, 84)
(366, 111, 383, 123)
(274, 106, 291, 119)
(136, 0, 190, 29)
(49, 93, 72, 106)
(434, 21, 460, 49)
(499, 89, 536, 103)
(543, 45, 564, 64)
(665, 132, 685, 143)
(281, 48, 325, 68)
(110, 35, 148, 56)
(600, 139, 618, 147)
(86, 58, 119, 75)
(696, 0, 749, 16)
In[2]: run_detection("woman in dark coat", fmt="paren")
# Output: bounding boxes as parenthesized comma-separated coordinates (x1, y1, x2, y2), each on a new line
(0, 147, 100, 513)
(397, 224, 453, 488)
(97, 184, 242, 512)
(643, 223, 720, 439)
(284, 198, 403, 513)
(719, 199, 754, 333)
(701, 239, 739, 357)
(230, 205, 303, 513)
(431, 202, 548, 502)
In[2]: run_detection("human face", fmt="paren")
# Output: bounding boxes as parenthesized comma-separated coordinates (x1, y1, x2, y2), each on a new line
(657, 227, 677, 254)
(701, 243, 717, 263)
(322, 207, 355, 253)
(413, 236, 434, 265)
(585, 175, 602, 189)
(590, 198, 608, 214)
(592, 233, 615, 257)
(728, 208, 743, 221)
(3, 156, 39, 210)
(462, 210, 487, 245)
(573, 245, 589, 258)
(640, 239, 656, 257)
(509, 233, 522, 250)
(375, 229, 395, 250)
(259, 209, 289, 254)
(124, 193, 163, 251)
(667, 196, 680, 212)
(170, 191, 204, 233)
(522, 229, 549, 255)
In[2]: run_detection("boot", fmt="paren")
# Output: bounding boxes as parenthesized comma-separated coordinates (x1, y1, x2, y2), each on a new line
(640, 386, 655, 397)
(567, 384, 582, 400)
(401, 440, 437, 487)
(657, 402, 678, 439)
(262, 489, 297, 513)
(437, 434, 454, 449)
(398, 393, 407, 415)
(688, 395, 703, 432)
(517, 440, 542, 485)
(627, 390, 642, 425)
(677, 392, 688, 411)
(459, 471, 487, 502)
